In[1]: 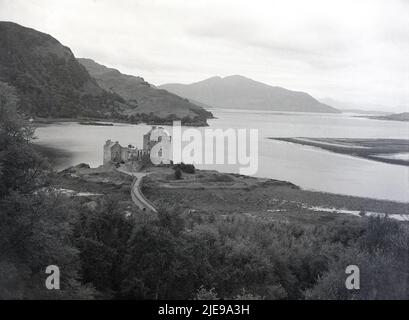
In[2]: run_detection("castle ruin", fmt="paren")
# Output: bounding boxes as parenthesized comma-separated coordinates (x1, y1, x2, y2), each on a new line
(103, 126, 172, 166)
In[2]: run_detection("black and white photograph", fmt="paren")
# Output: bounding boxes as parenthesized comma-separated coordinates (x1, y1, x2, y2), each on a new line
(0, 0, 408, 308)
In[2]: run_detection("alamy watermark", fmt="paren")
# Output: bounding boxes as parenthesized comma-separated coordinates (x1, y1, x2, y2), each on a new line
(150, 121, 259, 175)
(45, 265, 60, 290)
(345, 265, 360, 290)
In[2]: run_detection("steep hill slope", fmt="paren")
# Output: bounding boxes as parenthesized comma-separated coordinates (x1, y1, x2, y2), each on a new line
(0, 21, 127, 118)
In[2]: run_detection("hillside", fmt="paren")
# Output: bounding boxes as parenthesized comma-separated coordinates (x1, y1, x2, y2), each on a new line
(160, 75, 340, 113)
(0, 21, 128, 119)
(78, 58, 213, 126)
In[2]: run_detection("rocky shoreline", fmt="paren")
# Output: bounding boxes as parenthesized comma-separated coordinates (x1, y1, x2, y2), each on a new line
(31, 115, 211, 128)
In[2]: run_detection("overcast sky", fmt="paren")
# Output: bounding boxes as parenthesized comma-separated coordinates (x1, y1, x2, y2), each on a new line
(0, 0, 408, 111)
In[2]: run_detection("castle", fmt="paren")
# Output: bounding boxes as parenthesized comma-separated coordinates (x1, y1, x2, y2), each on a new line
(103, 126, 172, 166)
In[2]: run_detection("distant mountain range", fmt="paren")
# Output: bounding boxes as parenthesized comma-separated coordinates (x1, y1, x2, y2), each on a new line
(319, 97, 400, 115)
(160, 75, 340, 113)
(78, 58, 212, 125)
(340, 109, 389, 115)
(0, 21, 212, 126)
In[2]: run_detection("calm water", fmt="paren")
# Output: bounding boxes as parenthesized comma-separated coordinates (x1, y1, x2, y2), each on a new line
(35, 109, 409, 202)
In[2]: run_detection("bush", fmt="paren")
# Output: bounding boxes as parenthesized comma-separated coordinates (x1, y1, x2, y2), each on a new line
(174, 167, 182, 180)
(174, 163, 195, 174)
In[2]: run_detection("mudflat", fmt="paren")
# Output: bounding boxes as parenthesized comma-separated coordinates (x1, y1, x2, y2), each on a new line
(271, 138, 409, 166)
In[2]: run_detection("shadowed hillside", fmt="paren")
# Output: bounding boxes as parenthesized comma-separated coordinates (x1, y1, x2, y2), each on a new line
(0, 21, 128, 118)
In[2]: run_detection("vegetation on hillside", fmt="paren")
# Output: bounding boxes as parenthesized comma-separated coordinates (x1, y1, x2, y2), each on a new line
(0, 22, 127, 119)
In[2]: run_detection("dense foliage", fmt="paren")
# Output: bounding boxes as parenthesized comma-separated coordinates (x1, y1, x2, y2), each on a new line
(67, 203, 409, 300)
(0, 81, 94, 298)
(1, 82, 408, 299)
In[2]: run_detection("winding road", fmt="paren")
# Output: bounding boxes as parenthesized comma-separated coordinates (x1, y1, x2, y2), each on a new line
(116, 167, 158, 213)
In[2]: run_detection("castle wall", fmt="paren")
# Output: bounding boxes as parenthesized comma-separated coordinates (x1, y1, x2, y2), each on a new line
(121, 148, 139, 162)
(103, 146, 110, 164)
(111, 144, 122, 162)
(150, 137, 172, 165)
(143, 133, 150, 151)
(150, 127, 168, 142)
(103, 140, 115, 164)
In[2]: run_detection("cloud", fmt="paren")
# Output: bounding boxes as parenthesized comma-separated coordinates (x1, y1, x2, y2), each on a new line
(0, 0, 407, 110)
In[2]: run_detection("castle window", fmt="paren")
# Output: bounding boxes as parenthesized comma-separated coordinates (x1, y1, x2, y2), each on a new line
(158, 148, 163, 157)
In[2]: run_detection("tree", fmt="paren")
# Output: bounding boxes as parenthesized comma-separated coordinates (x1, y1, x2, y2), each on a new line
(305, 218, 409, 300)
(182, 163, 195, 174)
(0, 81, 48, 196)
(73, 196, 134, 297)
(174, 163, 196, 174)
(120, 224, 188, 299)
(0, 82, 94, 299)
(0, 191, 95, 299)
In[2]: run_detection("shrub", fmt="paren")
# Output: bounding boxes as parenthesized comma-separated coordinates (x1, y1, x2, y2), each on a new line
(174, 167, 182, 180)
(174, 163, 195, 174)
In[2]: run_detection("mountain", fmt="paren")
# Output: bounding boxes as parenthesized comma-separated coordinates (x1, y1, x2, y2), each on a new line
(78, 58, 213, 125)
(160, 75, 340, 113)
(0, 21, 128, 119)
